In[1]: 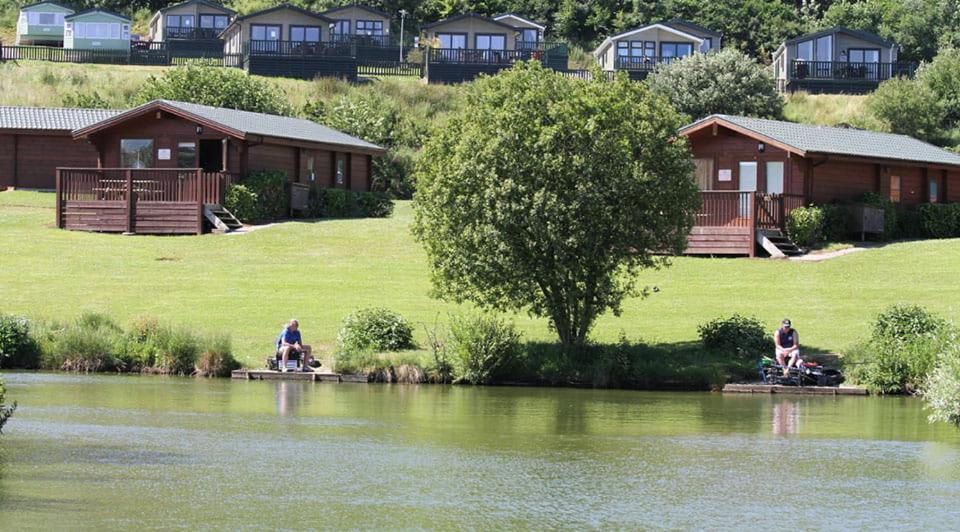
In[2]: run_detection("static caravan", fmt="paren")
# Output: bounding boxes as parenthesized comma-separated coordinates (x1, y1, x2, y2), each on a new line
(15, 1, 74, 46)
(64, 9, 131, 50)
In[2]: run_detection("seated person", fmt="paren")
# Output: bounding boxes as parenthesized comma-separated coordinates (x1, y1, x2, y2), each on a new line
(774, 319, 800, 376)
(276, 319, 314, 372)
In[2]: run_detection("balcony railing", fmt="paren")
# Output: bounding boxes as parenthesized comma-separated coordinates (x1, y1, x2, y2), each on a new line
(330, 33, 410, 47)
(615, 55, 684, 71)
(245, 40, 354, 57)
(427, 43, 567, 65)
(789, 60, 917, 82)
(695, 191, 806, 230)
(165, 27, 223, 40)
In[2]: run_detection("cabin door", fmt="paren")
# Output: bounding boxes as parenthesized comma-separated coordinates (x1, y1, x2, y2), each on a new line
(738, 161, 758, 217)
(198, 139, 223, 172)
(694, 158, 713, 191)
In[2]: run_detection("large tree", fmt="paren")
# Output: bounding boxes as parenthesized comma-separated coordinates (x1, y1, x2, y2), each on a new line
(646, 48, 784, 121)
(412, 62, 700, 346)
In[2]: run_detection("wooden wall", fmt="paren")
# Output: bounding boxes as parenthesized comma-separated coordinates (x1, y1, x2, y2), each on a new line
(248, 143, 298, 178)
(687, 128, 802, 194)
(0, 132, 99, 189)
(809, 160, 877, 203)
(62, 200, 201, 234)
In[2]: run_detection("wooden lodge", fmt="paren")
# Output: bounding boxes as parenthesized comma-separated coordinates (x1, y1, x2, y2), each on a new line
(1, 100, 384, 234)
(680, 115, 960, 256)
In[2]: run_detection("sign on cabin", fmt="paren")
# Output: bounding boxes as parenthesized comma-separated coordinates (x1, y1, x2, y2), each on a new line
(158, 149, 171, 160)
(718, 169, 732, 181)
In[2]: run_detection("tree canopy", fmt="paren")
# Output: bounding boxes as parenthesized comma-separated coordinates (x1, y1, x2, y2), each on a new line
(412, 62, 700, 346)
(133, 63, 292, 116)
(646, 48, 784, 121)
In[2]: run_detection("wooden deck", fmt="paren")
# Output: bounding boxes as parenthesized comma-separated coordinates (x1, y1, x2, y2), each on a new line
(685, 191, 806, 257)
(232, 369, 369, 383)
(723, 383, 868, 395)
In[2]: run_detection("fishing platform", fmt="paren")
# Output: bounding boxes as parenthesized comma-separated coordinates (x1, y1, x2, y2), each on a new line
(722, 384, 868, 395)
(231, 369, 368, 383)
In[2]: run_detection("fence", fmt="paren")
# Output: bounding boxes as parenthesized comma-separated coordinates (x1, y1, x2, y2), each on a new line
(697, 191, 754, 227)
(358, 60, 421, 77)
(789, 60, 917, 82)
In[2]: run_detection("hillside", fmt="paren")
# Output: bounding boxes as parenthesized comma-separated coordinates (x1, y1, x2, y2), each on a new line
(3, 190, 960, 366)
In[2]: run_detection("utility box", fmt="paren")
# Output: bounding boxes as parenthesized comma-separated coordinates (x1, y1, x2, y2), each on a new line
(290, 183, 310, 214)
(849, 204, 884, 240)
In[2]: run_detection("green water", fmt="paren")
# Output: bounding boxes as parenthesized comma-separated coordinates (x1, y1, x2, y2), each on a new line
(0, 373, 958, 529)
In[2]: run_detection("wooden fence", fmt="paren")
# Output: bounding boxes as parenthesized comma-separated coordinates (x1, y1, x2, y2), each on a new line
(56, 168, 230, 235)
(358, 61, 422, 77)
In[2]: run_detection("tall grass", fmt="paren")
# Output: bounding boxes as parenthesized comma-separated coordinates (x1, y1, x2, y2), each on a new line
(783, 92, 870, 126)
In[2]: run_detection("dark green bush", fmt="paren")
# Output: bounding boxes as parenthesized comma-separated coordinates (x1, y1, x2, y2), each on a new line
(223, 184, 257, 224)
(898, 208, 925, 239)
(845, 305, 949, 394)
(195, 335, 240, 377)
(861, 192, 898, 237)
(134, 63, 292, 115)
(785, 206, 824, 247)
(336, 307, 415, 355)
(154, 328, 200, 375)
(820, 204, 849, 242)
(307, 189, 393, 218)
(866, 78, 945, 142)
(0, 377, 15, 434)
(244, 171, 288, 222)
(448, 314, 522, 384)
(698, 314, 774, 362)
(0, 315, 40, 369)
(923, 340, 960, 426)
(372, 147, 417, 199)
(355, 191, 394, 218)
(918, 203, 960, 238)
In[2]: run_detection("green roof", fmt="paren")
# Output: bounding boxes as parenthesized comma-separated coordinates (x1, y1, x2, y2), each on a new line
(682, 115, 960, 167)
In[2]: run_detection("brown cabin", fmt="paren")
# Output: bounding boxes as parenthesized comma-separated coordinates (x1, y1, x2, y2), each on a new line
(0, 100, 384, 234)
(680, 115, 960, 256)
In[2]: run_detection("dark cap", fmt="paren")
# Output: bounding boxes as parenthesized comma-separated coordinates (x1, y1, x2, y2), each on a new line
(782, 319, 791, 327)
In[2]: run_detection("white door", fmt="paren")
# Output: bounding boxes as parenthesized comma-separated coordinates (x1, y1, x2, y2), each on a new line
(739, 161, 757, 216)
(766, 161, 784, 195)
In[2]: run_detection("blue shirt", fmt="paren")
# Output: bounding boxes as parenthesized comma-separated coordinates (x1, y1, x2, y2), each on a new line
(277, 328, 302, 348)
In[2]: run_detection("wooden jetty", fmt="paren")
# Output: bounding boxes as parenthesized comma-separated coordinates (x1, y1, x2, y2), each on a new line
(231, 369, 369, 383)
(722, 383, 868, 396)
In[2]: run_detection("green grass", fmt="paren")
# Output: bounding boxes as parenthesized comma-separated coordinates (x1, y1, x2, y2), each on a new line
(783, 92, 870, 126)
(3, 190, 960, 367)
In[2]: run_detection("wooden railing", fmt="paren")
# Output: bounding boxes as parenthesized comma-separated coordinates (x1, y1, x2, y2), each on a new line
(615, 55, 685, 71)
(357, 60, 422, 77)
(789, 60, 917, 82)
(330, 34, 412, 47)
(245, 40, 354, 57)
(696, 191, 806, 230)
(165, 27, 223, 40)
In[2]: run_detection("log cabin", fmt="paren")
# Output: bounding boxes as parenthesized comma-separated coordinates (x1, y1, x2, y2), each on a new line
(0, 100, 384, 234)
(680, 114, 960, 256)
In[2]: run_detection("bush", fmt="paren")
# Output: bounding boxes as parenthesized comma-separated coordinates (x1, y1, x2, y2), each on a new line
(372, 147, 417, 199)
(448, 314, 522, 385)
(865, 78, 945, 142)
(245, 171, 288, 222)
(134, 63, 292, 116)
(154, 328, 200, 376)
(45, 321, 121, 372)
(861, 192, 898, 237)
(646, 48, 783, 120)
(916, 47, 960, 126)
(698, 314, 774, 362)
(785, 206, 824, 247)
(820, 204, 849, 242)
(195, 335, 240, 377)
(0, 315, 40, 369)
(336, 308, 415, 355)
(923, 340, 960, 426)
(223, 184, 257, 224)
(917, 203, 960, 238)
(355, 191, 394, 218)
(845, 305, 949, 394)
(306, 189, 393, 218)
(0, 377, 15, 434)
(898, 208, 925, 239)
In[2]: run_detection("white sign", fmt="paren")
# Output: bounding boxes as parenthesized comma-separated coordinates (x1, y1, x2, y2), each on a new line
(718, 169, 732, 182)
(157, 149, 171, 160)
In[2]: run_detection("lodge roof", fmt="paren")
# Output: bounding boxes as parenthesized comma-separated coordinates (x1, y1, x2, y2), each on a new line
(0, 106, 123, 131)
(72, 100, 385, 154)
(681, 115, 960, 167)
(65, 8, 130, 21)
(19, 1, 73, 12)
(422, 13, 520, 32)
(784, 26, 894, 48)
(320, 3, 390, 19)
(157, 0, 236, 15)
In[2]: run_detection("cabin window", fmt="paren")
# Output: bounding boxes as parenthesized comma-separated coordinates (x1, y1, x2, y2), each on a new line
(167, 15, 195, 28)
(177, 142, 197, 168)
(73, 22, 123, 39)
(700, 38, 712, 52)
(519, 28, 538, 43)
(356, 20, 383, 36)
(38, 13, 55, 26)
(797, 39, 813, 61)
(250, 24, 281, 41)
(660, 42, 693, 59)
(290, 26, 321, 43)
(200, 15, 229, 29)
(307, 156, 315, 182)
(121, 139, 154, 169)
(889, 175, 901, 203)
(332, 20, 350, 35)
(436, 33, 466, 49)
(815, 35, 832, 61)
(766, 161, 785, 194)
(28, 12, 64, 26)
(929, 179, 940, 203)
(335, 158, 345, 185)
(475, 34, 506, 50)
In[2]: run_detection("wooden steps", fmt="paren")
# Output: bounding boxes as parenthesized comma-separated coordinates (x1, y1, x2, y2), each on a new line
(203, 204, 243, 233)
(757, 229, 803, 258)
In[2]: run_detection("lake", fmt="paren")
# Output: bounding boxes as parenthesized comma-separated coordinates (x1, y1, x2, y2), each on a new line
(1, 372, 958, 529)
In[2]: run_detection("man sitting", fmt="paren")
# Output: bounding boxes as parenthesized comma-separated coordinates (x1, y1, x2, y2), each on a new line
(277, 319, 313, 372)
(774, 319, 801, 376)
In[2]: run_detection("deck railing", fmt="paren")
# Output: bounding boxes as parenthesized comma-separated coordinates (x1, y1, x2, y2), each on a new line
(789, 60, 917, 82)
(330, 34, 412, 47)
(615, 55, 684, 71)
(165, 27, 223, 41)
(696, 191, 806, 229)
(245, 40, 354, 57)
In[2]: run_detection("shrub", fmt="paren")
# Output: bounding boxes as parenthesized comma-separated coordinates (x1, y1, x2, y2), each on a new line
(336, 308, 415, 355)
(0, 315, 40, 369)
(449, 314, 522, 385)
(134, 63, 292, 116)
(865, 78, 945, 142)
(223, 184, 257, 224)
(154, 328, 200, 375)
(646, 48, 783, 120)
(355, 191, 394, 218)
(61, 91, 111, 109)
(47, 323, 121, 372)
(195, 335, 240, 378)
(861, 192, 898, 236)
(785, 206, 824, 247)
(898, 207, 925, 239)
(845, 305, 949, 394)
(0, 377, 15, 434)
(306, 189, 393, 218)
(820, 204, 849, 242)
(372, 147, 417, 199)
(698, 314, 773, 362)
(917, 203, 960, 238)
(916, 47, 960, 126)
(923, 340, 960, 426)
(243, 171, 288, 222)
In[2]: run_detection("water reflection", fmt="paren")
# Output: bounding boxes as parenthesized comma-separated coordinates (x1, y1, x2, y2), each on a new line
(274, 381, 306, 416)
(772, 400, 801, 435)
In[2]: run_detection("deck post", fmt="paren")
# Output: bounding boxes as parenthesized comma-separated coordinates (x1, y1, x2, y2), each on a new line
(196, 168, 203, 204)
(748, 192, 756, 258)
(55, 169, 63, 229)
(125, 169, 134, 234)
(197, 201, 204, 235)
(778, 195, 786, 231)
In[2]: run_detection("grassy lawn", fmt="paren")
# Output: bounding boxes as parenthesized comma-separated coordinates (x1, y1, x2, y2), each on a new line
(2, 190, 960, 366)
